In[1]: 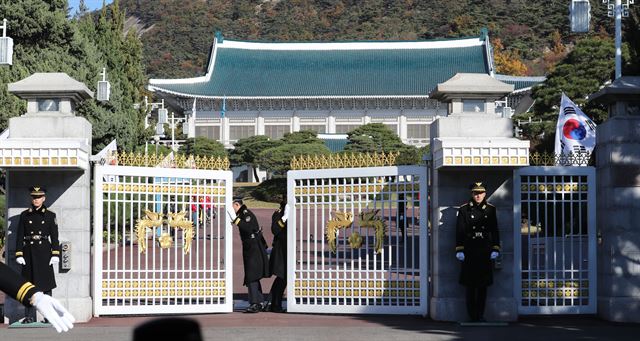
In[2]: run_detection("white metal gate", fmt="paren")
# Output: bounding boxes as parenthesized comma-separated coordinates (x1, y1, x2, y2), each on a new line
(93, 165, 233, 315)
(514, 167, 596, 314)
(287, 166, 428, 314)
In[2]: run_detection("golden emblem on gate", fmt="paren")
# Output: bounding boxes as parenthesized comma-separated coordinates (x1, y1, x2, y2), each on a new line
(326, 211, 354, 253)
(359, 209, 387, 254)
(135, 209, 194, 254)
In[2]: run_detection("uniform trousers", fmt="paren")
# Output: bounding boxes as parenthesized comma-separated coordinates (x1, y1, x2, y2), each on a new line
(269, 277, 286, 309)
(465, 286, 487, 321)
(247, 280, 264, 305)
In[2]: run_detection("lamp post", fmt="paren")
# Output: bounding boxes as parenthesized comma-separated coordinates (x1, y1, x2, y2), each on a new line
(572, 1, 635, 79)
(166, 112, 186, 152)
(605, 0, 633, 79)
(143, 96, 167, 154)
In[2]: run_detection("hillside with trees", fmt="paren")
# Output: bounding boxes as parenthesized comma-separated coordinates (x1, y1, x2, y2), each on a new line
(115, 0, 630, 79)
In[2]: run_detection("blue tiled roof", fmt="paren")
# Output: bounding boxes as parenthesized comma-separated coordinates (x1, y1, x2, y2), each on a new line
(322, 138, 349, 152)
(495, 74, 546, 92)
(149, 36, 491, 98)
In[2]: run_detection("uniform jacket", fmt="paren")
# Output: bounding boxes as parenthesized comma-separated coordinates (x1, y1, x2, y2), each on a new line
(15, 205, 59, 292)
(233, 205, 270, 285)
(455, 199, 500, 287)
(0, 261, 39, 306)
(269, 202, 287, 280)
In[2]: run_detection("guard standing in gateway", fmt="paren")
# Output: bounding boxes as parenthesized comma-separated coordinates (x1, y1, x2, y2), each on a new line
(230, 197, 270, 313)
(15, 186, 61, 323)
(455, 182, 500, 322)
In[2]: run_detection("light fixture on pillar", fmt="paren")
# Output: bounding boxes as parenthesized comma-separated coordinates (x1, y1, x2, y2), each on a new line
(155, 122, 165, 136)
(158, 107, 168, 124)
(182, 117, 191, 136)
(97, 68, 111, 102)
(570, 0, 591, 33)
(0, 18, 13, 65)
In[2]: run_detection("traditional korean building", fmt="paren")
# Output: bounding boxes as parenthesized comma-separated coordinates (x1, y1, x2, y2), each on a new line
(148, 31, 542, 152)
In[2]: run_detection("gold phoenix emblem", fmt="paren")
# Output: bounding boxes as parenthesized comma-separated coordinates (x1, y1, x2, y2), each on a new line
(326, 211, 354, 253)
(135, 210, 194, 254)
(359, 209, 387, 254)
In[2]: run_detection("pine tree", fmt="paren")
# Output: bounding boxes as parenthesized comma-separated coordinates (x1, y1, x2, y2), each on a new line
(0, 0, 149, 154)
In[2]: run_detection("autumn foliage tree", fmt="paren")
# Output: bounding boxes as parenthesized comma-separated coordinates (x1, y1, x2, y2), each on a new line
(493, 38, 529, 76)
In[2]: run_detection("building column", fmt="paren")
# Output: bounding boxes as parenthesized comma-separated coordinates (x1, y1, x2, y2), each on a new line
(327, 114, 336, 134)
(399, 114, 407, 141)
(292, 114, 300, 132)
(257, 115, 265, 135)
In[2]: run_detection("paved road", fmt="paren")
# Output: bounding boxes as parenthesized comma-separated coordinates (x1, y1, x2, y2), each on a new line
(1, 314, 639, 341)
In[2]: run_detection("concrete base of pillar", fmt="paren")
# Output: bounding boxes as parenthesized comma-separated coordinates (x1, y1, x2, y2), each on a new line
(65, 297, 93, 322)
(430, 297, 518, 322)
(598, 297, 640, 323)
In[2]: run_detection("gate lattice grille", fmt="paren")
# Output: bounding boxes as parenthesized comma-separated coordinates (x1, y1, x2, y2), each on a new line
(287, 166, 428, 314)
(514, 167, 596, 314)
(93, 165, 233, 315)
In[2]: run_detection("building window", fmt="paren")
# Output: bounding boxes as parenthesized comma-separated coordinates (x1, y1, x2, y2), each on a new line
(335, 124, 361, 134)
(195, 126, 221, 141)
(463, 100, 486, 113)
(383, 124, 398, 135)
(406, 124, 429, 139)
(229, 125, 255, 141)
(264, 125, 290, 139)
(299, 125, 326, 133)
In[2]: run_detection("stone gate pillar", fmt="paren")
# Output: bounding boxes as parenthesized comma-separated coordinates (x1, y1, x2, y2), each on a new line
(428, 73, 529, 321)
(1, 73, 93, 323)
(589, 77, 640, 323)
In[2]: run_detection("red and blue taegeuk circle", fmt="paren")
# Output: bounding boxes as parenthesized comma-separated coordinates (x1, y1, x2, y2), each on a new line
(562, 118, 587, 140)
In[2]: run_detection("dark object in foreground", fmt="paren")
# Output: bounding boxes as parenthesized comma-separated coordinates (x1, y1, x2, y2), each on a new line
(133, 317, 202, 341)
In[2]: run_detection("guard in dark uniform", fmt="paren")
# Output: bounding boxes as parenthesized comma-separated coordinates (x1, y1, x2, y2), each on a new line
(267, 201, 289, 313)
(455, 182, 500, 322)
(231, 198, 269, 313)
(15, 186, 60, 323)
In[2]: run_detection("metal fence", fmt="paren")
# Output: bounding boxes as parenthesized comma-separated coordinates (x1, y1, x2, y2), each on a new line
(286, 166, 428, 314)
(93, 165, 233, 315)
(514, 166, 596, 314)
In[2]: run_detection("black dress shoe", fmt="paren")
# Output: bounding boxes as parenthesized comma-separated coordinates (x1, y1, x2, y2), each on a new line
(270, 306, 285, 313)
(22, 317, 35, 324)
(244, 304, 261, 313)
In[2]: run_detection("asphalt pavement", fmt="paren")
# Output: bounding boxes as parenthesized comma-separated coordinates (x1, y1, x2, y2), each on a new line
(1, 312, 639, 341)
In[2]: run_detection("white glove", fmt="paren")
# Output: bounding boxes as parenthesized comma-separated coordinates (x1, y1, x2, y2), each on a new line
(282, 204, 290, 223)
(456, 252, 465, 261)
(32, 292, 75, 333)
(490, 251, 499, 260)
(16, 257, 26, 265)
(49, 256, 60, 266)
